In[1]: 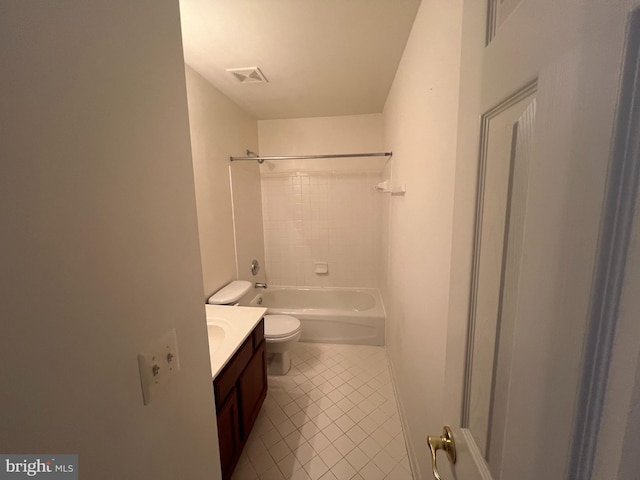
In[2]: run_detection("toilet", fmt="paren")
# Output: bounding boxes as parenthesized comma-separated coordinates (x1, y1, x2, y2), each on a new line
(262, 314, 302, 375)
(208, 280, 301, 376)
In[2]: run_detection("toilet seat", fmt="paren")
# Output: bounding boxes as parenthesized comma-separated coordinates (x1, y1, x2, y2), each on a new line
(264, 315, 301, 340)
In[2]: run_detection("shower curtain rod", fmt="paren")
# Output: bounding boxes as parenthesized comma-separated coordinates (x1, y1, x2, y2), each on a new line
(229, 151, 393, 163)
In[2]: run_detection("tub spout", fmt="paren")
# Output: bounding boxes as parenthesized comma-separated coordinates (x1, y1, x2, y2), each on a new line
(255, 283, 267, 289)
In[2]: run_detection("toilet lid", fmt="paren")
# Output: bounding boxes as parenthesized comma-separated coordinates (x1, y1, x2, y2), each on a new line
(264, 315, 301, 339)
(207, 280, 252, 305)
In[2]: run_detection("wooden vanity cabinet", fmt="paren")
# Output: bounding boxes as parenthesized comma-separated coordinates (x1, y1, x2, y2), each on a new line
(216, 387, 240, 479)
(213, 319, 267, 480)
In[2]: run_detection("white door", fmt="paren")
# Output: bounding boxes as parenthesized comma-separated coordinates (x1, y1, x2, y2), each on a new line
(432, 1, 640, 479)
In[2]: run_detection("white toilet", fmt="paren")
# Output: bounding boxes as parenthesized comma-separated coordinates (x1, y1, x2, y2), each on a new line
(262, 314, 302, 375)
(208, 281, 301, 376)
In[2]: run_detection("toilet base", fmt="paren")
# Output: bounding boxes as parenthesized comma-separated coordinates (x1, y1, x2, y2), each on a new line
(266, 351, 291, 376)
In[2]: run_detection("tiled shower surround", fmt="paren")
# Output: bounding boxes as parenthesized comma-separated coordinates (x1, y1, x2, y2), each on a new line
(261, 172, 384, 288)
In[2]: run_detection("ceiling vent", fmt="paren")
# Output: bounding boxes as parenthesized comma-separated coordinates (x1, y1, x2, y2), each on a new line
(226, 67, 268, 84)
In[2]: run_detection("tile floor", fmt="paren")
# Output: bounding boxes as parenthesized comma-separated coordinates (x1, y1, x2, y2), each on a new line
(231, 342, 414, 480)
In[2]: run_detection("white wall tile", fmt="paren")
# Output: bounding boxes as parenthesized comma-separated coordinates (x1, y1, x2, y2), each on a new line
(262, 171, 384, 288)
(258, 114, 386, 289)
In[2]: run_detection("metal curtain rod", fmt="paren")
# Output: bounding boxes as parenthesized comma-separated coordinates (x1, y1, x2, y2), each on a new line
(230, 150, 393, 163)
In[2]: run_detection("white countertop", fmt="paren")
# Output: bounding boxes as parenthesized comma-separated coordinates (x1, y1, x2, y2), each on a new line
(205, 304, 267, 379)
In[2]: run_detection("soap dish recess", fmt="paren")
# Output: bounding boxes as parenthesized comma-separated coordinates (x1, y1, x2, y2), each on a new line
(314, 262, 328, 274)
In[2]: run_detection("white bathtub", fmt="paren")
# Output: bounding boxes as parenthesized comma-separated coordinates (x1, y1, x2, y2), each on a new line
(247, 287, 385, 346)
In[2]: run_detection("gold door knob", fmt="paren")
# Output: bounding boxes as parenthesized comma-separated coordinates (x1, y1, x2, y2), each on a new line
(427, 426, 456, 480)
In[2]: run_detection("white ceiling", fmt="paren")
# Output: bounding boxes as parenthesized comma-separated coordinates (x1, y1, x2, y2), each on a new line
(178, 0, 421, 120)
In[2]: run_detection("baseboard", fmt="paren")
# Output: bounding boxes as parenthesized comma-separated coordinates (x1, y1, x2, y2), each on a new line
(386, 349, 422, 480)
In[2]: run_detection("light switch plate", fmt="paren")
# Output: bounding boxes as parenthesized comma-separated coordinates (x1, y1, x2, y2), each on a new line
(138, 328, 180, 405)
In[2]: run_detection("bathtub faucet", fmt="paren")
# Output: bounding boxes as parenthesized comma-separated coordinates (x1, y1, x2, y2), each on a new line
(255, 283, 267, 289)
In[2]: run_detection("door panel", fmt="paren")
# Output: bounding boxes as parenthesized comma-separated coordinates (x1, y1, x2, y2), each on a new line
(466, 93, 536, 459)
(488, 0, 524, 42)
(442, 1, 640, 479)
(462, 92, 536, 478)
(487, 99, 535, 474)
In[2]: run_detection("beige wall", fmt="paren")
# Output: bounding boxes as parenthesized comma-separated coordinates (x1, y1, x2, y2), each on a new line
(185, 66, 259, 299)
(258, 114, 384, 152)
(258, 115, 387, 288)
(0, 2, 221, 479)
(382, 1, 464, 477)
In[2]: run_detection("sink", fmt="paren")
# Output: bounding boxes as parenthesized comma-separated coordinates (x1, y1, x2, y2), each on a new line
(207, 316, 231, 327)
(206, 316, 232, 354)
(207, 324, 227, 353)
(205, 304, 267, 379)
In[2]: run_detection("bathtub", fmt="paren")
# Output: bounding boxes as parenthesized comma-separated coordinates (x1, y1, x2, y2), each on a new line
(246, 287, 385, 346)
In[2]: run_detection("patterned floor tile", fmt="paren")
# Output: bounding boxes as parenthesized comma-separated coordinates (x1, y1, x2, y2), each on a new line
(231, 342, 414, 480)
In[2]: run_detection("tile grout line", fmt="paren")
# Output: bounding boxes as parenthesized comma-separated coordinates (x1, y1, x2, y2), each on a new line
(232, 342, 414, 480)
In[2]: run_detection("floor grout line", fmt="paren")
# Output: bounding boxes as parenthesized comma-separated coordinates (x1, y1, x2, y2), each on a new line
(231, 342, 414, 480)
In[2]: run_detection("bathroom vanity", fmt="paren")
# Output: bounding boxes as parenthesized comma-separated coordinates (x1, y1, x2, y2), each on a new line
(206, 305, 267, 480)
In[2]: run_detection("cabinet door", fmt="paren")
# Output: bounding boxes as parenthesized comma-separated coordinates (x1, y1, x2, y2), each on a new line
(238, 341, 267, 440)
(214, 337, 253, 409)
(216, 387, 240, 480)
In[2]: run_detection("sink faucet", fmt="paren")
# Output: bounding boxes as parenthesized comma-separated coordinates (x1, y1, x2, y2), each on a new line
(255, 283, 267, 289)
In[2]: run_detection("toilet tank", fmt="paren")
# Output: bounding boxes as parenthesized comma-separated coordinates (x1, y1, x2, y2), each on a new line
(207, 280, 252, 305)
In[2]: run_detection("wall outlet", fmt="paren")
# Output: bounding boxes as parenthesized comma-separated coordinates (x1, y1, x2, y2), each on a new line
(137, 328, 180, 406)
